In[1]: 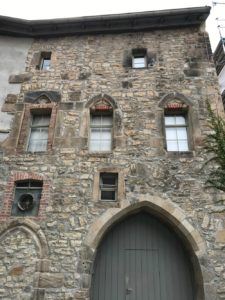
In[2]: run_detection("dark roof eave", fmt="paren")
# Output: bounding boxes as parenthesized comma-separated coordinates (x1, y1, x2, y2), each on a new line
(0, 6, 211, 37)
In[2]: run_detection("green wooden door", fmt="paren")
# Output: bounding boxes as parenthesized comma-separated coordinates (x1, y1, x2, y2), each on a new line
(91, 212, 195, 300)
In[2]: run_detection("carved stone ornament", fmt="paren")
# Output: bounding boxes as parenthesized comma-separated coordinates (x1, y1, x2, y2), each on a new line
(90, 99, 113, 112)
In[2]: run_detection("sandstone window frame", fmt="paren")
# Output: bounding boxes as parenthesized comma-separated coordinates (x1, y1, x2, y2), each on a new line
(164, 110, 190, 152)
(17, 97, 58, 154)
(123, 48, 156, 69)
(80, 94, 123, 155)
(93, 168, 125, 203)
(30, 51, 52, 71)
(132, 48, 147, 69)
(40, 52, 51, 70)
(158, 92, 199, 155)
(27, 112, 51, 153)
(100, 172, 118, 201)
(89, 110, 113, 153)
(11, 179, 43, 217)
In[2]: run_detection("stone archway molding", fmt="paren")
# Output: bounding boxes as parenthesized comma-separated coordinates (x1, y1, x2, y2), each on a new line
(85, 93, 118, 109)
(158, 92, 194, 108)
(0, 218, 49, 258)
(85, 195, 206, 259)
(0, 219, 64, 298)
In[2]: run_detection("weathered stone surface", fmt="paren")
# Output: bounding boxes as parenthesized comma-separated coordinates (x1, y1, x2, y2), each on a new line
(216, 230, 225, 243)
(69, 91, 81, 101)
(38, 272, 64, 288)
(24, 90, 61, 103)
(9, 265, 24, 276)
(0, 15, 224, 300)
(4, 94, 17, 104)
(8, 73, 32, 83)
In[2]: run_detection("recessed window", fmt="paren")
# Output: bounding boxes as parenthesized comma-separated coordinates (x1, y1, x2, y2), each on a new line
(11, 180, 43, 216)
(27, 113, 51, 152)
(89, 112, 113, 152)
(165, 115, 189, 152)
(132, 49, 147, 69)
(40, 52, 51, 70)
(100, 173, 118, 201)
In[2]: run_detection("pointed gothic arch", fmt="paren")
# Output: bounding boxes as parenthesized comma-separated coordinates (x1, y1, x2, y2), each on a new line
(0, 219, 49, 258)
(84, 196, 206, 299)
(159, 92, 194, 108)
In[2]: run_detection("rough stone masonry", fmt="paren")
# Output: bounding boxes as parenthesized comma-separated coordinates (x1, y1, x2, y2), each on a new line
(0, 6, 225, 300)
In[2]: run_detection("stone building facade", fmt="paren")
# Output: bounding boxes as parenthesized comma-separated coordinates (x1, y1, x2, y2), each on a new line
(0, 6, 225, 300)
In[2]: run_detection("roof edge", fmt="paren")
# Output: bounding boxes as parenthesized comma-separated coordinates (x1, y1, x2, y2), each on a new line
(0, 6, 211, 38)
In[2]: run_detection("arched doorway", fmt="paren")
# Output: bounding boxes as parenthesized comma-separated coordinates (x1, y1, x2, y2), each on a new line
(91, 212, 196, 300)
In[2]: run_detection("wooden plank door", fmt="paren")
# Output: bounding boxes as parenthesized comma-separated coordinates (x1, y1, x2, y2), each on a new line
(125, 249, 161, 300)
(91, 212, 195, 300)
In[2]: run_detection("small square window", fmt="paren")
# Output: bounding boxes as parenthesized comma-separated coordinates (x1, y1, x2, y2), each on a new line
(132, 56, 146, 68)
(11, 180, 43, 217)
(100, 173, 118, 201)
(132, 49, 147, 69)
(165, 115, 189, 152)
(40, 52, 51, 70)
(27, 113, 51, 152)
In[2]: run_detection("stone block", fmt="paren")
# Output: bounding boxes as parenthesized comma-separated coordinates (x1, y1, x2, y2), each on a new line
(38, 272, 64, 288)
(9, 265, 23, 276)
(36, 259, 51, 272)
(59, 102, 74, 110)
(8, 73, 32, 83)
(24, 91, 61, 103)
(4, 94, 17, 104)
(216, 230, 225, 243)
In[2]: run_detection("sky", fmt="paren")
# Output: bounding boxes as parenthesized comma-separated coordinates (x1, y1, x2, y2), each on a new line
(0, 0, 225, 51)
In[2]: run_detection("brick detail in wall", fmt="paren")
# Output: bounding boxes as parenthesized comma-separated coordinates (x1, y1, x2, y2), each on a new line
(17, 103, 58, 153)
(0, 172, 50, 221)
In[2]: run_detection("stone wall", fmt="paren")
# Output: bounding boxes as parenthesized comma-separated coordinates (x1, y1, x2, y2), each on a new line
(0, 229, 38, 299)
(0, 26, 225, 299)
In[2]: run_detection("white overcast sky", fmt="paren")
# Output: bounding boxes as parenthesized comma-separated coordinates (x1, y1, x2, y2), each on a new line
(0, 0, 225, 51)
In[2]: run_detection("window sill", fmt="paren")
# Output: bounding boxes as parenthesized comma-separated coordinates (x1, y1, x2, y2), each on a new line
(131, 67, 149, 70)
(166, 151, 194, 158)
(26, 151, 48, 155)
(88, 151, 112, 157)
(95, 200, 120, 208)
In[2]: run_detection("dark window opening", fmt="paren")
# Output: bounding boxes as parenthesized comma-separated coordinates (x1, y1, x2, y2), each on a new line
(11, 180, 43, 217)
(100, 173, 118, 201)
(132, 48, 147, 69)
(40, 52, 51, 70)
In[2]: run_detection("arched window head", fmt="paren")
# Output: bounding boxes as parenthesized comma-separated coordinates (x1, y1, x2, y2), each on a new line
(89, 99, 113, 152)
(36, 95, 51, 104)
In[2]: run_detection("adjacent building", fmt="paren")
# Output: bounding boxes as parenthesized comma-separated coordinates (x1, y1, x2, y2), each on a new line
(213, 37, 225, 106)
(0, 6, 225, 300)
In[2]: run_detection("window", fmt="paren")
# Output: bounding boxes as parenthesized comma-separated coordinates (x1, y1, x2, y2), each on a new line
(132, 49, 147, 69)
(40, 52, 51, 70)
(11, 180, 43, 216)
(165, 115, 189, 152)
(100, 173, 118, 201)
(89, 112, 113, 152)
(27, 113, 51, 152)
